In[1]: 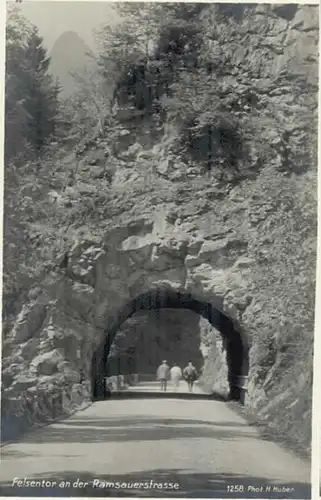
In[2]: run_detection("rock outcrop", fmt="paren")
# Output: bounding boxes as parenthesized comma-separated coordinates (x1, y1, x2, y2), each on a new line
(2, 4, 317, 454)
(199, 317, 230, 397)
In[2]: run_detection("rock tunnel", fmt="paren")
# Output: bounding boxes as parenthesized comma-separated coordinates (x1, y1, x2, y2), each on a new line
(91, 288, 249, 402)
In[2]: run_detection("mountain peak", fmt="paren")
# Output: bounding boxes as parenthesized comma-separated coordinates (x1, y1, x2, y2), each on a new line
(52, 31, 88, 48)
(49, 31, 96, 95)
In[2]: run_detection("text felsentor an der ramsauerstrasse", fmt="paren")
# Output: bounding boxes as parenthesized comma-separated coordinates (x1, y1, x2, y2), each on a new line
(12, 477, 180, 490)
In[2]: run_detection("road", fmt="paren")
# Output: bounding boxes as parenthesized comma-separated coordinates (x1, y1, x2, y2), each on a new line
(0, 383, 311, 498)
(122, 380, 210, 394)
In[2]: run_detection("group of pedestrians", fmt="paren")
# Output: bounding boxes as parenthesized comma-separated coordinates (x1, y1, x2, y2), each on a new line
(156, 360, 198, 393)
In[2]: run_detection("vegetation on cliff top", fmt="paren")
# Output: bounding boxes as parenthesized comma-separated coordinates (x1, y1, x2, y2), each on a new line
(5, 7, 60, 161)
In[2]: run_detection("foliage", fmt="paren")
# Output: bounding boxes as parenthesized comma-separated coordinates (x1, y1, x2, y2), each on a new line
(57, 67, 113, 146)
(160, 61, 255, 178)
(95, 4, 204, 117)
(95, 4, 164, 88)
(23, 29, 60, 150)
(5, 6, 60, 160)
(94, 3, 258, 178)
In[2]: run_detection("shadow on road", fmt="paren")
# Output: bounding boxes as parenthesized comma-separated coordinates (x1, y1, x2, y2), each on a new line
(59, 417, 250, 428)
(0, 469, 310, 498)
(5, 415, 266, 444)
(104, 391, 227, 402)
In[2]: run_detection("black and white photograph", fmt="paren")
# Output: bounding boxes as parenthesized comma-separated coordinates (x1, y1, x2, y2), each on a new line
(0, 1, 319, 499)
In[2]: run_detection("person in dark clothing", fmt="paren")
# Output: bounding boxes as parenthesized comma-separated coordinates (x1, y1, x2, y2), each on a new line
(183, 361, 198, 392)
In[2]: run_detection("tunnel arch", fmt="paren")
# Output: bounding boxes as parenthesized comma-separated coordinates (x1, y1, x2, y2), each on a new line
(91, 288, 249, 401)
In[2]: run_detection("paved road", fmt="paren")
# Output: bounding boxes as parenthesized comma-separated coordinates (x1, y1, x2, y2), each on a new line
(0, 389, 311, 498)
(123, 381, 211, 395)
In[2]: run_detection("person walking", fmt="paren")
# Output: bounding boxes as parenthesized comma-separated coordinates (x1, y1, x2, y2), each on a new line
(183, 361, 198, 392)
(156, 360, 170, 392)
(170, 363, 182, 392)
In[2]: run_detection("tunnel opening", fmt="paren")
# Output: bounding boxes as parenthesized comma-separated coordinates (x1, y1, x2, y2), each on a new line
(91, 289, 249, 403)
(106, 309, 205, 383)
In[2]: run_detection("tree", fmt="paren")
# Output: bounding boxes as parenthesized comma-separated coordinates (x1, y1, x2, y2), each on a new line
(95, 3, 163, 73)
(22, 29, 60, 151)
(54, 64, 114, 151)
(5, 6, 33, 160)
(95, 3, 206, 117)
(95, 3, 167, 112)
(5, 8, 59, 160)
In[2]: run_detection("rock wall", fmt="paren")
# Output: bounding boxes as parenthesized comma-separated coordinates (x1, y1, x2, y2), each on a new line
(1, 376, 91, 442)
(2, 4, 317, 452)
(199, 317, 230, 397)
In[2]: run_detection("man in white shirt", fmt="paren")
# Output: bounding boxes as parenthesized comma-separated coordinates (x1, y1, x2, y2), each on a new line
(170, 363, 182, 392)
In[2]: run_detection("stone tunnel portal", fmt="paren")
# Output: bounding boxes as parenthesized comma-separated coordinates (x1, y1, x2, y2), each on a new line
(91, 289, 249, 402)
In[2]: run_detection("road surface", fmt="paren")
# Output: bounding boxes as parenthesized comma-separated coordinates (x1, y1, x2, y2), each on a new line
(0, 384, 311, 498)
(122, 380, 211, 395)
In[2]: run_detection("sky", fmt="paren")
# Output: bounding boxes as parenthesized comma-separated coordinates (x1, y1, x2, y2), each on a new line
(8, 1, 120, 51)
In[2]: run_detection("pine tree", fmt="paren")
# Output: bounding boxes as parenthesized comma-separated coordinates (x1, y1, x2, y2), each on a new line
(5, 6, 32, 160)
(5, 8, 60, 160)
(23, 28, 59, 152)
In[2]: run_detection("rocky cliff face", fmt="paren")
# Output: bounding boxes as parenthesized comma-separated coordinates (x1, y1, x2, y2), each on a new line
(2, 4, 317, 453)
(198, 317, 230, 397)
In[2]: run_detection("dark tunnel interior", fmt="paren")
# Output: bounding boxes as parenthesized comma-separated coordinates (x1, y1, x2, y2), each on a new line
(91, 289, 249, 402)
